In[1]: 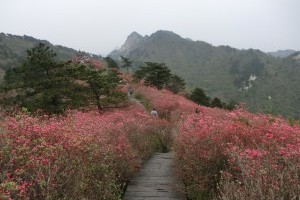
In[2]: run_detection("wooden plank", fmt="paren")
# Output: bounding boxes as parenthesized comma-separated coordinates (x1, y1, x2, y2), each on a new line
(123, 153, 186, 200)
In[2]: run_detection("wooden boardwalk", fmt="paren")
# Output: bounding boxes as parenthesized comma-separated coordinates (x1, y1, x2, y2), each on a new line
(123, 153, 186, 200)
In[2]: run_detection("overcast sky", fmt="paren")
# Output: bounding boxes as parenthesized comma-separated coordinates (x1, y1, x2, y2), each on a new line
(1, 0, 300, 56)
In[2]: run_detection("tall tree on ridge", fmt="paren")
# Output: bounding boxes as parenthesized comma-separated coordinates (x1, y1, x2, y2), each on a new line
(166, 74, 186, 94)
(211, 97, 223, 108)
(3, 43, 126, 114)
(81, 65, 125, 111)
(144, 62, 171, 90)
(189, 87, 210, 106)
(4, 43, 84, 114)
(120, 56, 132, 74)
(104, 56, 119, 69)
(133, 66, 149, 82)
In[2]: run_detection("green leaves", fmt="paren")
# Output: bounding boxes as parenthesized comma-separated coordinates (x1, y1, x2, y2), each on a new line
(143, 62, 171, 90)
(120, 56, 132, 74)
(189, 87, 210, 106)
(104, 56, 119, 69)
(3, 43, 126, 114)
(82, 66, 124, 110)
(133, 62, 185, 93)
(166, 74, 185, 94)
(11, 43, 75, 113)
(189, 87, 236, 109)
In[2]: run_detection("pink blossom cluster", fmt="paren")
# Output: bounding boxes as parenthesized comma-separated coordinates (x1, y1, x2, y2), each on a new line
(0, 103, 163, 199)
(118, 83, 300, 199)
(174, 106, 300, 199)
(134, 84, 197, 118)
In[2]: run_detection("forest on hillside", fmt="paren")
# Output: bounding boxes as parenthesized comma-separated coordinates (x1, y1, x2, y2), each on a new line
(0, 33, 101, 83)
(110, 30, 300, 119)
(1, 32, 300, 119)
(0, 43, 299, 200)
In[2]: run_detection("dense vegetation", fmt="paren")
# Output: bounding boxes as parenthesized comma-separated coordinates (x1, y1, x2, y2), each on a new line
(175, 106, 300, 199)
(0, 105, 173, 199)
(132, 84, 300, 200)
(0, 44, 174, 199)
(134, 62, 185, 93)
(0, 33, 101, 83)
(110, 30, 300, 119)
(268, 49, 297, 58)
(0, 32, 299, 200)
(1, 74, 299, 199)
(1, 43, 124, 114)
(2, 31, 300, 118)
(189, 87, 235, 110)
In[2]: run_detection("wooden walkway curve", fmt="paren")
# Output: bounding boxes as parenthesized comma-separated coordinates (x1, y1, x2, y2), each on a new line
(123, 152, 186, 200)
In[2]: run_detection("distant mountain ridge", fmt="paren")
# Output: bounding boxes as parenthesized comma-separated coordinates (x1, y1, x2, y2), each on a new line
(1, 31, 299, 118)
(110, 30, 300, 118)
(0, 32, 101, 82)
(268, 49, 297, 58)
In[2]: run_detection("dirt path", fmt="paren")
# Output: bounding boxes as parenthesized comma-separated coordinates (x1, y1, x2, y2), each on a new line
(123, 152, 186, 200)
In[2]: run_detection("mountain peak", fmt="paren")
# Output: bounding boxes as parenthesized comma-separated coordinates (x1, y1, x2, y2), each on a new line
(153, 30, 175, 34)
(127, 31, 143, 39)
(150, 30, 181, 39)
(119, 31, 145, 56)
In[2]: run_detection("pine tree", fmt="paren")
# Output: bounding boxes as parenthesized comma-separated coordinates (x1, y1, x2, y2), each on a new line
(120, 56, 132, 74)
(3, 43, 126, 114)
(144, 62, 171, 90)
(189, 87, 210, 106)
(104, 56, 119, 69)
(133, 66, 148, 82)
(211, 97, 223, 108)
(166, 74, 185, 94)
(80, 65, 126, 110)
(224, 101, 236, 110)
(4, 43, 85, 114)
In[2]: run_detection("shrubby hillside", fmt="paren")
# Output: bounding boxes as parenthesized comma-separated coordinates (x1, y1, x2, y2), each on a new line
(1, 68, 299, 199)
(0, 33, 101, 82)
(1, 35, 299, 200)
(268, 49, 297, 58)
(110, 30, 300, 118)
(1, 31, 299, 118)
(132, 83, 300, 200)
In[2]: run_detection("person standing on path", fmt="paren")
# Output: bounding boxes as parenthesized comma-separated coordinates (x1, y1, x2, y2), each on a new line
(151, 108, 158, 117)
(128, 86, 133, 97)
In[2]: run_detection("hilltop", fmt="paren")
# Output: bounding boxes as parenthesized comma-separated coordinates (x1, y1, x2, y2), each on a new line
(268, 49, 297, 58)
(110, 30, 300, 118)
(1, 31, 299, 118)
(0, 33, 102, 82)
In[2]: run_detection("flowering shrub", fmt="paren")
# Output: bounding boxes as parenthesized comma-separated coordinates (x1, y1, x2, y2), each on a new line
(3, 80, 298, 200)
(134, 84, 196, 117)
(0, 103, 168, 199)
(133, 84, 199, 151)
(174, 106, 300, 199)
(117, 83, 300, 199)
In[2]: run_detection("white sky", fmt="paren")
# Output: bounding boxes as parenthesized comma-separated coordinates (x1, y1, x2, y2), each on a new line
(1, 0, 300, 56)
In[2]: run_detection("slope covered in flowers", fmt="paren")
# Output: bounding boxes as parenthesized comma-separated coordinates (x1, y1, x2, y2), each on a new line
(132, 84, 300, 199)
(133, 84, 197, 117)
(1, 82, 299, 200)
(0, 102, 171, 199)
(175, 106, 300, 199)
